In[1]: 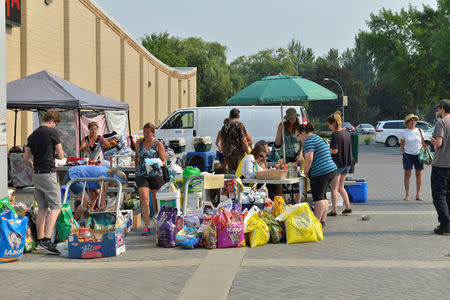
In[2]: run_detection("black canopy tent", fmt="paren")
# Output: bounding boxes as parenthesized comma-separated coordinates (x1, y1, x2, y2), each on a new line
(6, 70, 130, 149)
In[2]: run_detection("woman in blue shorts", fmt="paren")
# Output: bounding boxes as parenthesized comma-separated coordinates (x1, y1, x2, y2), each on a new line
(296, 123, 337, 226)
(400, 114, 424, 201)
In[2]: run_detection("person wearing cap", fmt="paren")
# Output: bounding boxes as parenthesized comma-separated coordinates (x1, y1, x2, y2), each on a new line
(64, 165, 127, 220)
(275, 108, 302, 163)
(429, 99, 450, 235)
(400, 113, 424, 201)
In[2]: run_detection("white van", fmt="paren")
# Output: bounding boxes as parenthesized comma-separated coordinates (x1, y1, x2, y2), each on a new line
(155, 106, 308, 154)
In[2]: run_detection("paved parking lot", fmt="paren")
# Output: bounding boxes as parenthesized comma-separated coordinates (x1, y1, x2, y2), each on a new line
(2, 144, 449, 300)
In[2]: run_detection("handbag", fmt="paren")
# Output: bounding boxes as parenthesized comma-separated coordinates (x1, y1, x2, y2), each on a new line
(418, 129, 434, 165)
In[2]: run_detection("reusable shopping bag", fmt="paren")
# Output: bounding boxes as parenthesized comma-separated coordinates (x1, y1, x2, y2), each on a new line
(259, 210, 283, 243)
(57, 202, 77, 242)
(272, 196, 285, 217)
(217, 208, 245, 248)
(418, 129, 434, 165)
(244, 213, 270, 248)
(0, 211, 28, 263)
(156, 206, 178, 248)
(275, 203, 323, 244)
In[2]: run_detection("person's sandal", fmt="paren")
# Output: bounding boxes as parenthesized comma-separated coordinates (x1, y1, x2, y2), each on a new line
(416, 195, 424, 201)
(404, 195, 410, 201)
(342, 208, 352, 215)
(327, 211, 337, 217)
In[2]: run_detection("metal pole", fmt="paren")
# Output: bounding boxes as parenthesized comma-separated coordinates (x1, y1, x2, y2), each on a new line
(127, 110, 131, 136)
(280, 103, 286, 164)
(13, 110, 17, 147)
(324, 78, 345, 122)
(77, 109, 82, 157)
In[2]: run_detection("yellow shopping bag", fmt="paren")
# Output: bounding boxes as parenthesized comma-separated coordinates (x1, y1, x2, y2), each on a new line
(244, 213, 270, 248)
(275, 203, 323, 244)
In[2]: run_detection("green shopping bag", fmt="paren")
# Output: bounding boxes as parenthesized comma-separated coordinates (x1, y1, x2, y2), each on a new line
(57, 203, 77, 242)
(419, 146, 434, 165)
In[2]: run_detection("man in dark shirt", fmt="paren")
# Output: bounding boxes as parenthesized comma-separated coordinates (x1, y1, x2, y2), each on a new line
(24, 109, 64, 254)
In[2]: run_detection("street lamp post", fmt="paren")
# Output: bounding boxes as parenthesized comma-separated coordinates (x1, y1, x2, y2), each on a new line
(324, 78, 345, 122)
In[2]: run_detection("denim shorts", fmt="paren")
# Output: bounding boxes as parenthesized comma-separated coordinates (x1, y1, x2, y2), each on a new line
(402, 153, 423, 170)
(336, 165, 351, 175)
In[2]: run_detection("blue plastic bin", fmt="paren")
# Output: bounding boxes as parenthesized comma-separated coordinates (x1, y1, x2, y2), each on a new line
(345, 182, 367, 203)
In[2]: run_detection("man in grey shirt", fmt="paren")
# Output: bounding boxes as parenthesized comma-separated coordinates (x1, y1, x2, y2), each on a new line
(430, 99, 450, 235)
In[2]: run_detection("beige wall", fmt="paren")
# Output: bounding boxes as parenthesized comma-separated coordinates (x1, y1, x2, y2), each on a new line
(5, 0, 196, 148)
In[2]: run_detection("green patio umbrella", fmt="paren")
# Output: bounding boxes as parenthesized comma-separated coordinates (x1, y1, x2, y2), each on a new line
(226, 75, 337, 162)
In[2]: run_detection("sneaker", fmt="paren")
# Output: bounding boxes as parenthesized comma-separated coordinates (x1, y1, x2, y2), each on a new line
(141, 226, 151, 236)
(327, 211, 337, 217)
(342, 209, 352, 215)
(36, 240, 59, 255)
(433, 226, 450, 235)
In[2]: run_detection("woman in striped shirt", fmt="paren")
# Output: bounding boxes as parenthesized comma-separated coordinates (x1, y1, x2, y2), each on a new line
(296, 123, 337, 226)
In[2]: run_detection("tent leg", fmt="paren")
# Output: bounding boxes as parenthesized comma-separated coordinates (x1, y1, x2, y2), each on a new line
(127, 111, 131, 136)
(13, 110, 18, 147)
(280, 104, 286, 164)
(77, 109, 82, 157)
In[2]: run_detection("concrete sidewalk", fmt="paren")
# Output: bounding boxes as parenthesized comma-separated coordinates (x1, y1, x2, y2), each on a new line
(2, 144, 449, 300)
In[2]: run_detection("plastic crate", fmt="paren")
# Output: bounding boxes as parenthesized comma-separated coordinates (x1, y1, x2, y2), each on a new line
(345, 182, 367, 203)
(185, 151, 215, 172)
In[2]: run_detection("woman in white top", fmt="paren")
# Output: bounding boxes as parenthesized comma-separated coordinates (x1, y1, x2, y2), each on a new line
(236, 143, 267, 178)
(400, 114, 424, 201)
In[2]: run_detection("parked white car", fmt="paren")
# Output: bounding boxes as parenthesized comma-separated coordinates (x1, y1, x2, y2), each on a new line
(375, 120, 433, 147)
(355, 123, 375, 135)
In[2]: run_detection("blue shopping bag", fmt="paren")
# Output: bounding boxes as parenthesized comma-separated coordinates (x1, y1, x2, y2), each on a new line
(0, 212, 28, 263)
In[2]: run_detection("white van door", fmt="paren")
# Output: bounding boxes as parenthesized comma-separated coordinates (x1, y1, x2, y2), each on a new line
(156, 110, 195, 151)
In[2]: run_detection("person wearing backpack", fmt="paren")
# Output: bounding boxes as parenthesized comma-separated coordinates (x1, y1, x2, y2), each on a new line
(220, 108, 252, 173)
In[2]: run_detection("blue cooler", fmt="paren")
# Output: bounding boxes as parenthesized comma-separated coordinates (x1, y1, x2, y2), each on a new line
(345, 182, 367, 203)
(185, 151, 215, 172)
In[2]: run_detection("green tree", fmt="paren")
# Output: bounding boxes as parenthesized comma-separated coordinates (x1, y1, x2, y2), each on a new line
(287, 39, 316, 78)
(360, 4, 443, 112)
(141, 32, 187, 67)
(230, 48, 297, 86)
(315, 48, 341, 68)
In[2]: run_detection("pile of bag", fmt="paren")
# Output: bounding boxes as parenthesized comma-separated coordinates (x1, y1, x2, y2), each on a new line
(155, 195, 323, 250)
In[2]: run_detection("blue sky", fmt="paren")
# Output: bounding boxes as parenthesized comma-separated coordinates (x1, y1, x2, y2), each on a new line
(94, 0, 437, 63)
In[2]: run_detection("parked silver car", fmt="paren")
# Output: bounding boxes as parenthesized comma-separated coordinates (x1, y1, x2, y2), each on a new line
(355, 123, 375, 135)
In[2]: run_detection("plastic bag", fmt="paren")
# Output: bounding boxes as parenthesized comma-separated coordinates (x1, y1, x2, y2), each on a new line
(244, 213, 270, 248)
(0, 213, 28, 263)
(176, 226, 201, 249)
(272, 196, 285, 217)
(57, 202, 77, 242)
(156, 206, 178, 248)
(202, 221, 217, 249)
(217, 208, 245, 248)
(259, 210, 283, 243)
(275, 203, 323, 244)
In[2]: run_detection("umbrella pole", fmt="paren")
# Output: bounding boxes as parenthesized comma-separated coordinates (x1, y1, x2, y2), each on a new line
(77, 109, 82, 157)
(280, 104, 286, 164)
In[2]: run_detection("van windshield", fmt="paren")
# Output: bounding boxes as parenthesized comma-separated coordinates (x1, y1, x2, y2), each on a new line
(159, 111, 194, 129)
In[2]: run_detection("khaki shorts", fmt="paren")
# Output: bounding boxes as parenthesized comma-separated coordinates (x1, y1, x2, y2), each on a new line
(33, 172, 62, 210)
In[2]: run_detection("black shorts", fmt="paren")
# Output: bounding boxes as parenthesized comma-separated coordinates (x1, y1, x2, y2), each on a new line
(309, 170, 336, 202)
(135, 175, 164, 190)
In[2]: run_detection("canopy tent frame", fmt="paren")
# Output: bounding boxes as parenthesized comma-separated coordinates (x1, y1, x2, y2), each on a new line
(7, 70, 131, 152)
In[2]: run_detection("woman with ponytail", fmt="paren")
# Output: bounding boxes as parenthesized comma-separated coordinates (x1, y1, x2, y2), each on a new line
(296, 123, 337, 226)
(326, 112, 353, 216)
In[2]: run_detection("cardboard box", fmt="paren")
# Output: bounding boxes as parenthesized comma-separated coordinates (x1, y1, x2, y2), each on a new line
(121, 210, 133, 234)
(132, 213, 141, 230)
(68, 227, 126, 259)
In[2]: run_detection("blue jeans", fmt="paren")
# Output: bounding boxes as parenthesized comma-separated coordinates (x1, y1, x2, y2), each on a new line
(431, 166, 450, 229)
